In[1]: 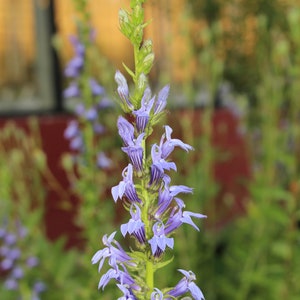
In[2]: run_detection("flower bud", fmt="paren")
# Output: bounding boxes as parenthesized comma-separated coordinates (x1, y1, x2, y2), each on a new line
(142, 53, 155, 74)
(119, 9, 132, 39)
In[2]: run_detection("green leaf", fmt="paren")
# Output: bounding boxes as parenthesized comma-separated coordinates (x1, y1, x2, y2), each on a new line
(122, 62, 135, 79)
(154, 256, 174, 271)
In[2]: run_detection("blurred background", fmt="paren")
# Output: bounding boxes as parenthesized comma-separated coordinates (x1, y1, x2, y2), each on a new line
(1, 0, 300, 299)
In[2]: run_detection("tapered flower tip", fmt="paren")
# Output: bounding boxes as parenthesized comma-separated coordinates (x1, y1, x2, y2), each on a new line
(115, 70, 128, 87)
(178, 269, 196, 281)
(182, 211, 207, 231)
(117, 116, 135, 145)
(154, 85, 170, 114)
(102, 231, 117, 245)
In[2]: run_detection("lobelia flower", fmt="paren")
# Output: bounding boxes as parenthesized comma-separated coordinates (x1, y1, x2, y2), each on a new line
(133, 87, 154, 133)
(90, 78, 105, 96)
(155, 184, 194, 218)
(0, 219, 45, 298)
(167, 269, 205, 300)
(149, 144, 177, 187)
(153, 85, 170, 115)
(115, 70, 134, 111)
(117, 283, 138, 300)
(148, 221, 174, 257)
(91, 231, 134, 273)
(117, 116, 135, 147)
(151, 288, 165, 300)
(97, 152, 112, 169)
(98, 264, 137, 291)
(164, 204, 207, 235)
(111, 164, 142, 203)
(120, 203, 146, 244)
(64, 36, 85, 78)
(63, 82, 80, 98)
(121, 132, 145, 173)
(160, 125, 194, 159)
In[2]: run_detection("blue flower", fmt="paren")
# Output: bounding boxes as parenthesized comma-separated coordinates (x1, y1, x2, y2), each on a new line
(90, 78, 105, 96)
(164, 204, 206, 235)
(151, 288, 165, 300)
(148, 222, 174, 257)
(63, 82, 81, 98)
(149, 144, 176, 187)
(91, 231, 134, 273)
(168, 269, 205, 300)
(64, 56, 84, 78)
(117, 283, 138, 300)
(64, 36, 85, 78)
(120, 204, 146, 244)
(115, 71, 134, 111)
(160, 125, 194, 159)
(97, 152, 112, 169)
(155, 184, 193, 218)
(117, 116, 135, 147)
(133, 87, 154, 133)
(154, 85, 169, 115)
(111, 164, 142, 203)
(121, 132, 145, 173)
(98, 264, 137, 291)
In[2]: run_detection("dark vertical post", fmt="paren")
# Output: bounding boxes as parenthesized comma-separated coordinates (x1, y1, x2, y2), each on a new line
(33, 0, 62, 112)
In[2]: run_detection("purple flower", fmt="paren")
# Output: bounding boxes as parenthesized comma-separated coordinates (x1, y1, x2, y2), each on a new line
(164, 203, 206, 235)
(4, 278, 18, 290)
(69, 35, 85, 56)
(91, 231, 134, 273)
(26, 256, 39, 268)
(133, 87, 154, 133)
(160, 125, 194, 159)
(64, 56, 84, 78)
(120, 204, 146, 244)
(64, 120, 80, 140)
(151, 288, 165, 300)
(85, 107, 98, 121)
(1, 258, 13, 270)
(98, 264, 137, 291)
(12, 266, 24, 279)
(33, 281, 46, 293)
(64, 36, 85, 78)
(111, 164, 141, 203)
(154, 85, 170, 114)
(155, 184, 193, 218)
(168, 269, 205, 300)
(121, 132, 144, 173)
(97, 152, 112, 169)
(118, 116, 135, 147)
(4, 233, 16, 245)
(90, 78, 105, 96)
(63, 82, 81, 98)
(148, 222, 174, 257)
(117, 283, 138, 300)
(149, 144, 176, 187)
(115, 71, 134, 111)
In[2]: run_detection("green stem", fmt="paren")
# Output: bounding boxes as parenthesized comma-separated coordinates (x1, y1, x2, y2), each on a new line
(146, 258, 154, 294)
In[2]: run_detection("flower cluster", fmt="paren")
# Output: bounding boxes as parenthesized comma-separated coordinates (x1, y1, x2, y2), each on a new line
(0, 219, 45, 299)
(92, 71, 206, 299)
(63, 33, 113, 169)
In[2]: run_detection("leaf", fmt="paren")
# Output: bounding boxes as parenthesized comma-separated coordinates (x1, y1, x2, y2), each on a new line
(122, 62, 135, 79)
(154, 256, 174, 271)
